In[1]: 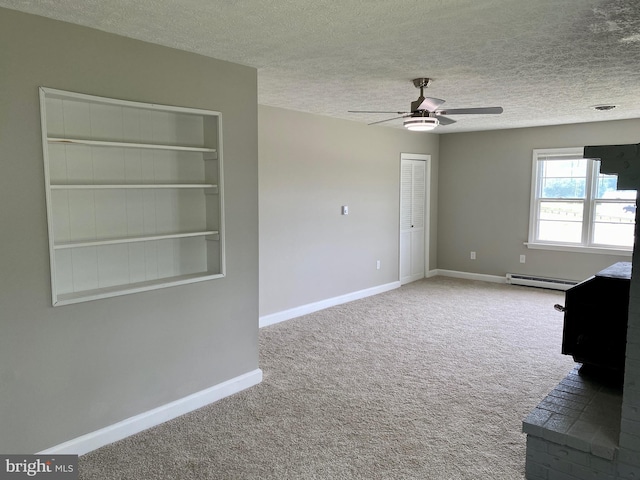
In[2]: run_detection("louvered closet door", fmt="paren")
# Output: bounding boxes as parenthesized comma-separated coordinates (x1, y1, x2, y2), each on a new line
(400, 159, 426, 285)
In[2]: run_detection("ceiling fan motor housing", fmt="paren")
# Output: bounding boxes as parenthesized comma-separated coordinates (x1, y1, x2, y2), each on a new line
(413, 78, 432, 89)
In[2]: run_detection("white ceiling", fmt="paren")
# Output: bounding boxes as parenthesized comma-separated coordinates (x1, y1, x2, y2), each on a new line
(3, 0, 640, 133)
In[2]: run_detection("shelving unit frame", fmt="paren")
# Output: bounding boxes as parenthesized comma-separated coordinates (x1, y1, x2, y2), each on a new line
(39, 87, 226, 306)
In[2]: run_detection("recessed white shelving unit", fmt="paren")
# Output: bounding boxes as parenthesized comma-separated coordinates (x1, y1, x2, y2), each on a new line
(39, 87, 225, 306)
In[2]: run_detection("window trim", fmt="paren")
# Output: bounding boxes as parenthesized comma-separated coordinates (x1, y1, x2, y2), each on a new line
(527, 147, 634, 256)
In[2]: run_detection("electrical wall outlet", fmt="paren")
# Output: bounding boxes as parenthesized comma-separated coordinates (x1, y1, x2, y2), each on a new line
(376, 260, 381, 270)
(520, 255, 526, 263)
(470, 251, 476, 260)
(341, 205, 349, 215)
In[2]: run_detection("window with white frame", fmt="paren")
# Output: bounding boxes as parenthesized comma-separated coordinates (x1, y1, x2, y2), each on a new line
(529, 147, 637, 253)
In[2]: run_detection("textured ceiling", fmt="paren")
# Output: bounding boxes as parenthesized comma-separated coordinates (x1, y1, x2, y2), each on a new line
(2, 0, 640, 132)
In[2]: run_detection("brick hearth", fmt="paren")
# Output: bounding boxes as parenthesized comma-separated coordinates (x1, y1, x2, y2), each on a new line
(523, 366, 622, 478)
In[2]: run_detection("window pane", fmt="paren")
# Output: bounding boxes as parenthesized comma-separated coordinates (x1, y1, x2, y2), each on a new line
(597, 185, 637, 201)
(538, 220, 583, 243)
(595, 201, 637, 222)
(593, 223, 635, 247)
(539, 201, 584, 221)
(595, 165, 637, 200)
(593, 201, 635, 247)
(541, 178, 586, 198)
(542, 159, 587, 178)
(537, 201, 583, 243)
(540, 159, 587, 198)
(596, 172, 619, 198)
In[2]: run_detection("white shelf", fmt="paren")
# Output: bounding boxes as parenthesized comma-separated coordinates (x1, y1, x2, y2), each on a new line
(55, 272, 225, 306)
(54, 231, 219, 249)
(48, 137, 217, 155)
(50, 184, 217, 190)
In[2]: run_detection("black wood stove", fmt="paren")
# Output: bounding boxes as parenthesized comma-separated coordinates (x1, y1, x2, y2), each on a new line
(556, 262, 631, 382)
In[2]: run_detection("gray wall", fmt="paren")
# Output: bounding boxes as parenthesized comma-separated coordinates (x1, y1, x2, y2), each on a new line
(258, 106, 438, 317)
(438, 119, 640, 281)
(0, 9, 259, 453)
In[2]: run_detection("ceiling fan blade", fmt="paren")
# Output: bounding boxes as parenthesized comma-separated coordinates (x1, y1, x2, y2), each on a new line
(368, 115, 410, 126)
(436, 115, 456, 126)
(416, 97, 446, 112)
(349, 110, 409, 114)
(436, 107, 503, 115)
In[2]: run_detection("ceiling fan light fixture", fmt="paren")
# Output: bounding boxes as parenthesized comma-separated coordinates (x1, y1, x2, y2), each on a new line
(404, 116, 439, 131)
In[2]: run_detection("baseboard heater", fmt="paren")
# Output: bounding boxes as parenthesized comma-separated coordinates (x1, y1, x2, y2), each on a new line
(506, 273, 577, 291)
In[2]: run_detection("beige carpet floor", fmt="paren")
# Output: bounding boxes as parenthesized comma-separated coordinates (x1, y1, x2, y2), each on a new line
(78, 277, 576, 479)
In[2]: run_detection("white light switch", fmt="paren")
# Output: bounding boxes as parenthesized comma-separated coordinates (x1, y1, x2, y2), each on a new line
(342, 205, 349, 215)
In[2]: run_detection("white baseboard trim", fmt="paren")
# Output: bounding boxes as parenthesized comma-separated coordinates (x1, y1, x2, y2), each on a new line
(259, 281, 401, 328)
(434, 269, 506, 284)
(401, 273, 425, 285)
(38, 368, 263, 456)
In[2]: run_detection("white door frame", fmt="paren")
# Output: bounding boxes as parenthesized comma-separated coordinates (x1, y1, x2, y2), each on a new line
(399, 153, 431, 283)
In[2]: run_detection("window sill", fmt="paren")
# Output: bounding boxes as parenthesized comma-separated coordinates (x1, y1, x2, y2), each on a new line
(525, 242, 632, 256)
